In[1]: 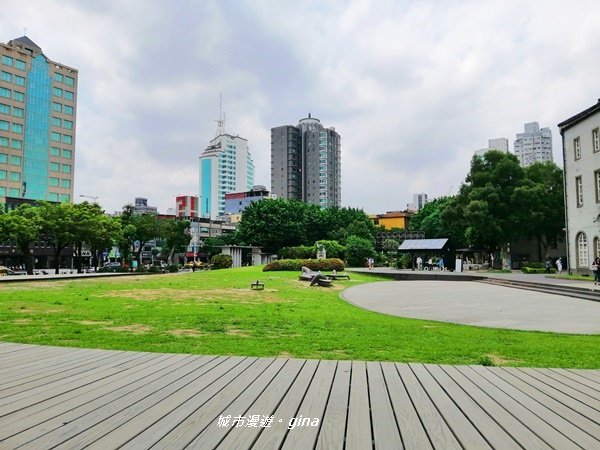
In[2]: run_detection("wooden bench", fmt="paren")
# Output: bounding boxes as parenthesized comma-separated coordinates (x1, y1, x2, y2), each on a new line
(250, 280, 264, 290)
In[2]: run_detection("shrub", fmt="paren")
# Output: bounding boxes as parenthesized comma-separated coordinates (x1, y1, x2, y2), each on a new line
(148, 266, 161, 273)
(134, 266, 148, 273)
(315, 240, 345, 259)
(522, 262, 544, 269)
(398, 253, 412, 269)
(345, 235, 375, 267)
(211, 254, 233, 270)
(279, 245, 315, 259)
(167, 264, 179, 273)
(521, 266, 556, 274)
(263, 258, 345, 272)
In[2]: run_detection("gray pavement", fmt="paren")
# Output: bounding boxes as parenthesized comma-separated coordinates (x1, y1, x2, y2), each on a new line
(341, 278, 600, 334)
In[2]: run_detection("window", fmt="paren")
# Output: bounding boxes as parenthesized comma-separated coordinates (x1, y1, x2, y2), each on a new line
(0, 120, 8, 131)
(48, 192, 58, 202)
(52, 117, 61, 127)
(0, 187, 5, 196)
(594, 128, 600, 153)
(63, 120, 73, 130)
(50, 147, 60, 157)
(574, 137, 581, 159)
(1, 55, 12, 66)
(9, 188, 19, 197)
(64, 76, 74, 86)
(60, 194, 70, 203)
(576, 176, 583, 207)
(51, 132, 61, 142)
(595, 237, 600, 260)
(49, 177, 59, 187)
(11, 123, 22, 134)
(53, 73, 63, 83)
(52, 87, 63, 97)
(64, 91, 74, 101)
(0, 153, 6, 162)
(0, 103, 8, 115)
(15, 60, 26, 71)
(52, 102, 62, 112)
(13, 91, 24, 102)
(577, 232, 589, 268)
(9, 155, 21, 165)
(11, 139, 22, 150)
(14, 75, 25, 86)
(9, 171, 20, 182)
(0, 87, 9, 98)
(1, 71, 11, 82)
(62, 164, 71, 174)
(596, 170, 600, 203)
(50, 162, 60, 172)
(12, 107, 23, 118)
(62, 134, 72, 144)
(62, 149, 72, 159)
(64, 105, 73, 115)
(0, 170, 5, 180)
(60, 179, 71, 188)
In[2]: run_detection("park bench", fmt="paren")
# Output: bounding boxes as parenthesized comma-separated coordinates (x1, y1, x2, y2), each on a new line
(328, 274, 350, 280)
(250, 280, 264, 290)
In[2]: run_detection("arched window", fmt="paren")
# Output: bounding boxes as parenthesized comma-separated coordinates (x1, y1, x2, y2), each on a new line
(595, 237, 600, 260)
(577, 232, 589, 268)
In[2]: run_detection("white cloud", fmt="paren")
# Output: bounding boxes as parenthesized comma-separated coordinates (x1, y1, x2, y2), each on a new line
(2, 0, 600, 214)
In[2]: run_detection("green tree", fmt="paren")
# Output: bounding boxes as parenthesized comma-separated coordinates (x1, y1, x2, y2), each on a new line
(345, 235, 375, 267)
(71, 202, 106, 273)
(160, 219, 191, 264)
(0, 204, 42, 274)
(38, 202, 77, 274)
(87, 214, 120, 270)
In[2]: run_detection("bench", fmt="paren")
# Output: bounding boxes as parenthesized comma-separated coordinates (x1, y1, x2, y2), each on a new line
(250, 280, 264, 290)
(328, 274, 350, 280)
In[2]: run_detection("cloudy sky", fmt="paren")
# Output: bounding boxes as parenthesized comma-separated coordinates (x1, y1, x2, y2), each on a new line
(2, 0, 599, 214)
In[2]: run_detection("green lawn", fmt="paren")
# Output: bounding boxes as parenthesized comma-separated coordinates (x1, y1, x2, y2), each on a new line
(0, 266, 598, 368)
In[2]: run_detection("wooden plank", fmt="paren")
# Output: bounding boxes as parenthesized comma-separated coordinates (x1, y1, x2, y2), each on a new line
(344, 360, 372, 450)
(492, 368, 600, 440)
(115, 357, 258, 450)
(216, 358, 308, 450)
(191, 359, 297, 449)
(567, 369, 600, 383)
(556, 369, 600, 390)
(1, 353, 207, 448)
(0, 352, 175, 438)
(140, 358, 273, 450)
(251, 359, 319, 450)
(441, 365, 551, 449)
(426, 365, 521, 449)
(315, 360, 351, 450)
(514, 368, 600, 415)
(367, 361, 403, 449)
(280, 360, 337, 450)
(396, 363, 460, 450)
(381, 362, 432, 450)
(533, 368, 600, 402)
(0, 346, 85, 373)
(409, 364, 491, 449)
(469, 366, 595, 449)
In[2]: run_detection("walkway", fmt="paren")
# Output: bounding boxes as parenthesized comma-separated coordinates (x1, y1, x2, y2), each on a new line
(1, 343, 600, 449)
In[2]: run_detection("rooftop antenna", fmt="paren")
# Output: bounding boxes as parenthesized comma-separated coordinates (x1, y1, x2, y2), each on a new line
(214, 92, 226, 137)
(23, 27, 27, 36)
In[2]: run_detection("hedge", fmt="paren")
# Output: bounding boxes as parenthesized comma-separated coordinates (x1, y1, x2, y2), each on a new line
(521, 266, 556, 274)
(263, 258, 345, 272)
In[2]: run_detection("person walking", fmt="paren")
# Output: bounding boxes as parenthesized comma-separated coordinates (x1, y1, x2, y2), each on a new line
(593, 257, 600, 285)
(556, 257, 563, 275)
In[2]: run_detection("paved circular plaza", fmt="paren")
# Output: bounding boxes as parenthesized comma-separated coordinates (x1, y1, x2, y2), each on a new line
(341, 280, 600, 334)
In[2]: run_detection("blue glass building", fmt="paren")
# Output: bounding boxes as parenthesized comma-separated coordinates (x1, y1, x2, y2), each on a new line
(0, 36, 77, 209)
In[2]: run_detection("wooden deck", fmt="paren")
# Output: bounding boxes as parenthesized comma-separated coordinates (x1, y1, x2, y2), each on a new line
(1, 343, 599, 449)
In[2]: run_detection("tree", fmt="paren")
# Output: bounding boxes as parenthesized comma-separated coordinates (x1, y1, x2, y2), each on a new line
(345, 235, 375, 267)
(71, 202, 107, 273)
(38, 202, 77, 274)
(160, 219, 191, 264)
(87, 213, 120, 270)
(0, 205, 42, 274)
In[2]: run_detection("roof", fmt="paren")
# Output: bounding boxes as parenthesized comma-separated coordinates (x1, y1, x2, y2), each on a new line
(557, 99, 600, 133)
(9, 36, 42, 53)
(398, 238, 448, 251)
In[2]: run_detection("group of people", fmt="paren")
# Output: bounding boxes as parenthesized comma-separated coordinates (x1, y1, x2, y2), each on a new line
(415, 256, 444, 271)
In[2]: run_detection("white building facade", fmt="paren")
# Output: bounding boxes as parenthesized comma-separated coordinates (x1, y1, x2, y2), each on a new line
(559, 99, 600, 274)
(474, 138, 509, 157)
(514, 122, 553, 167)
(199, 133, 254, 219)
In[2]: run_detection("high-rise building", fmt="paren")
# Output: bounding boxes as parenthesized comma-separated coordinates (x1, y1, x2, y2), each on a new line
(407, 193, 428, 212)
(474, 138, 509, 156)
(514, 122, 552, 167)
(271, 114, 341, 208)
(0, 36, 77, 208)
(199, 131, 254, 219)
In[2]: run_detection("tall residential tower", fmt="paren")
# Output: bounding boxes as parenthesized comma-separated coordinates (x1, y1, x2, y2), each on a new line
(271, 114, 341, 207)
(514, 122, 552, 167)
(0, 36, 77, 208)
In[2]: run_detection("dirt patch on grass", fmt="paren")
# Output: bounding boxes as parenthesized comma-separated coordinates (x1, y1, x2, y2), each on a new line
(226, 327, 252, 338)
(0, 281, 70, 291)
(278, 351, 293, 358)
(12, 318, 32, 324)
(97, 288, 284, 303)
(104, 324, 152, 334)
(486, 353, 524, 365)
(166, 329, 206, 337)
(76, 320, 114, 326)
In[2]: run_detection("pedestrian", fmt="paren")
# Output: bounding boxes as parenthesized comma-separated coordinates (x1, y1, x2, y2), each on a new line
(416, 256, 423, 270)
(545, 258, 552, 273)
(438, 257, 444, 271)
(368, 257, 374, 269)
(556, 257, 563, 275)
(592, 257, 600, 285)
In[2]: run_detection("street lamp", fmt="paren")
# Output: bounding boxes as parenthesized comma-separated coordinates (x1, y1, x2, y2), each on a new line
(79, 194, 99, 203)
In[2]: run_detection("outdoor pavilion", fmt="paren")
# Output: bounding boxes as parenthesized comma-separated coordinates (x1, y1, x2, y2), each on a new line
(398, 238, 451, 270)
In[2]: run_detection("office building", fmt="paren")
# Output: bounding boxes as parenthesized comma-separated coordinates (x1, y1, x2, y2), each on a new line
(514, 122, 552, 167)
(176, 195, 199, 218)
(271, 114, 341, 207)
(474, 138, 509, 157)
(559, 99, 600, 274)
(407, 193, 428, 212)
(224, 185, 273, 215)
(199, 130, 254, 219)
(0, 36, 77, 208)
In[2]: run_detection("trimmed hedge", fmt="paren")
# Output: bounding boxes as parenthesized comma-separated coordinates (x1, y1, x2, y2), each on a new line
(211, 254, 233, 270)
(521, 266, 556, 274)
(263, 258, 345, 272)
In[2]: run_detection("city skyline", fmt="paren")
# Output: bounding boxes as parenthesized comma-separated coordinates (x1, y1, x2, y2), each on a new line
(1, 1, 599, 214)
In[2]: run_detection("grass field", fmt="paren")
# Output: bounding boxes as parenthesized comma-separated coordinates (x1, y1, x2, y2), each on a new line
(1, 266, 599, 368)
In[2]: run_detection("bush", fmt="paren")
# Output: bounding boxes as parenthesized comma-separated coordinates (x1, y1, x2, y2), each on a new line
(263, 258, 345, 272)
(345, 235, 375, 267)
(279, 245, 315, 259)
(167, 264, 179, 273)
(522, 262, 544, 269)
(521, 266, 556, 274)
(211, 254, 233, 270)
(148, 266, 161, 273)
(398, 253, 412, 269)
(315, 240, 345, 259)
